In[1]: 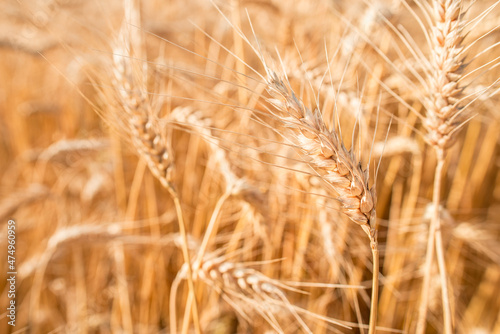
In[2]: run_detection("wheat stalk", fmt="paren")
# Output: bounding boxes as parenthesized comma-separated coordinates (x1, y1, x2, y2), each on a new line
(180, 254, 354, 333)
(418, 1, 467, 332)
(104, 1, 201, 332)
(197, 256, 310, 333)
(263, 65, 379, 334)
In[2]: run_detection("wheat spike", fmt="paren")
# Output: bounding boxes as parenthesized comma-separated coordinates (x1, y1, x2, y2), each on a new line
(187, 255, 352, 333)
(105, 2, 201, 332)
(424, 0, 466, 149)
(110, 29, 173, 189)
(418, 1, 467, 333)
(265, 68, 376, 235)
(261, 63, 379, 333)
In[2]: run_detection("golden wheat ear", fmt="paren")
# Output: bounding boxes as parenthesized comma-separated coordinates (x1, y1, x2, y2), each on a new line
(263, 67, 376, 234)
(97, 1, 203, 332)
(182, 253, 354, 334)
(423, 0, 468, 150)
(251, 52, 380, 332)
(418, 1, 469, 332)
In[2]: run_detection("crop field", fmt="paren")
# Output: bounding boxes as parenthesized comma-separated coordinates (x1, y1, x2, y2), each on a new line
(1, 0, 500, 333)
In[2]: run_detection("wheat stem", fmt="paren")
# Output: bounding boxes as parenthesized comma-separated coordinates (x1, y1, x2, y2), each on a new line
(196, 190, 232, 266)
(368, 233, 379, 334)
(433, 150, 453, 334)
(181, 189, 231, 334)
(418, 0, 465, 331)
(416, 208, 437, 333)
(169, 270, 183, 334)
(416, 148, 451, 334)
(166, 185, 201, 334)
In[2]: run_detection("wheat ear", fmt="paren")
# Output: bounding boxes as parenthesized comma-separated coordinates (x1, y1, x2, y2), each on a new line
(424, 0, 466, 151)
(183, 254, 353, 333)
(418, 1, 466, 333)
(264, 66, 379, 334)
(106, 1, 201, 332)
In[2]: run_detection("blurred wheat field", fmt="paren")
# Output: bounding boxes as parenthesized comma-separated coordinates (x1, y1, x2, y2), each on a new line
(1, 0, 500, 333)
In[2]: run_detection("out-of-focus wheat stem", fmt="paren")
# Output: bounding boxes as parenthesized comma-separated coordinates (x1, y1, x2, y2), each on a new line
(416, 150, 451, 334)
(181, 189, 231, 334)
(168, 186, 201, 334)
(433, 156, 453, 334)
(170, 269, 183, 334)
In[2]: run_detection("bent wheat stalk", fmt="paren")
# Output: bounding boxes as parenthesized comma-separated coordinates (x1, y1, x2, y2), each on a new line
(104, 2, 201, 332)
(179, 254, 354, 333)
(264, 66, 379, 334)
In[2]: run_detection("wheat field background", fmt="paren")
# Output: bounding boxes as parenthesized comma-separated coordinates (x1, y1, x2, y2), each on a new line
(1, 0, 500, 333)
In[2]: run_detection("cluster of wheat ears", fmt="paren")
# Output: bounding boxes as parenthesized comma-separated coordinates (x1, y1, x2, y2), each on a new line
(1, 0, 500, 333)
